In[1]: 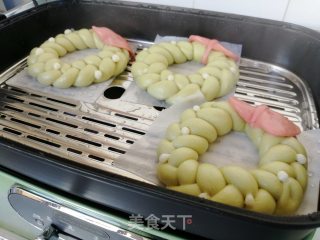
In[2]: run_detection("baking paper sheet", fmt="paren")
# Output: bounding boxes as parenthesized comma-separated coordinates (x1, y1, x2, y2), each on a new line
(7, 49, 113, 103)
(120, 35, 242, 108)
(115, 98, 320, 215)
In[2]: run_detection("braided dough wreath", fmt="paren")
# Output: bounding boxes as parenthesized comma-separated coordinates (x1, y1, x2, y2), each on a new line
(131, 36, 240, 105)
(27, 26, 132, 88)
(157, 97, 308, 215)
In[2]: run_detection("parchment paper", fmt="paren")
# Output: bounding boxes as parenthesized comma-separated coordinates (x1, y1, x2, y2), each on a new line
(115, 98, 320, 215)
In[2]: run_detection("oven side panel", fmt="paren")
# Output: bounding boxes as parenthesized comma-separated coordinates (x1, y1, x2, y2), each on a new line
(0, 171, 41, 239)
(0, 168, 181, 240)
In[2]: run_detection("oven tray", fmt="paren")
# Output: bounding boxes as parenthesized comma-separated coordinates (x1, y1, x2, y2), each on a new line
(0, 39, 318, 183)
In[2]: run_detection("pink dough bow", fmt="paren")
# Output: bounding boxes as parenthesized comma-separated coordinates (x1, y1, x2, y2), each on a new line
(228, 97, 301, 137)
(92, 26, 134, 58)
(189, 35, 239, 64)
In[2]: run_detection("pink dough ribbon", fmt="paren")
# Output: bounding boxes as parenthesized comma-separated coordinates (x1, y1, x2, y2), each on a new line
(92, 26, 134, 58)
(228, 97, 301, 137)
(189, 35, 239, 64)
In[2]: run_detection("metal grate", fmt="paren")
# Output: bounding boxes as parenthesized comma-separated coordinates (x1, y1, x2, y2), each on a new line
(0, 39, 318, 183)
(235, 58, 319, 131)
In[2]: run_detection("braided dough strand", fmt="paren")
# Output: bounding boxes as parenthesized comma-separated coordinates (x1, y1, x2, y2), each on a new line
(132, 38, 239, 105)
(157, 100, 308, 215)
(27, 28, 130, 88)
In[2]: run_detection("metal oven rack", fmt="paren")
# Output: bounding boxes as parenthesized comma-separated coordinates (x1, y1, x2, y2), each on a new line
(0, 39, 318, 182)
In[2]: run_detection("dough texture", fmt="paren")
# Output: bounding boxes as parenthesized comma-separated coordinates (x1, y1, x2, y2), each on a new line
(27, 28, 130, 88)
(132, 40, 239, 105)
(157, 100, 307, 215)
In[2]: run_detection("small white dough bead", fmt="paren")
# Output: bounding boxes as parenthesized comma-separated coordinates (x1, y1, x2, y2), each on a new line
(48, 37, 55, 43)
(181, 127, 190, 135)
(296, 154, 307, 164)
(35, 48, 44, 56)
(112, 54, 120, 62)
(245, 193, 254, 206)
(53, 63, 61, 70)
(230, 67, 237, 74)
(202, 73, 209, 79)
(159, 153, 170, 164)
(94, 70, 102, 80)
(199, 193, 210, 199)
(64, 29, 72, 34)
(277, 171, 289, 182)
(193, 105, 200, 112)
(167, 75, 174, 81)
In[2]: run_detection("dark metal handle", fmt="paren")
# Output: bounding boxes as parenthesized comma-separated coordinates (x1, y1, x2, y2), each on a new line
(36, 225, 79, 240)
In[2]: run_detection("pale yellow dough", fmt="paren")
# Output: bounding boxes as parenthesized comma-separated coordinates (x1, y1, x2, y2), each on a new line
(157, 100, 308, 215)
(27, 28, 130, 88)
(131, 41, 239, 105)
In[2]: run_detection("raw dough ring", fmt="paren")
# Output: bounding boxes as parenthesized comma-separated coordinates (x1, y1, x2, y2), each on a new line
(131, 40, 239, 105)
(27, 28, 130, 88)
(157, 100, 308, 215)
